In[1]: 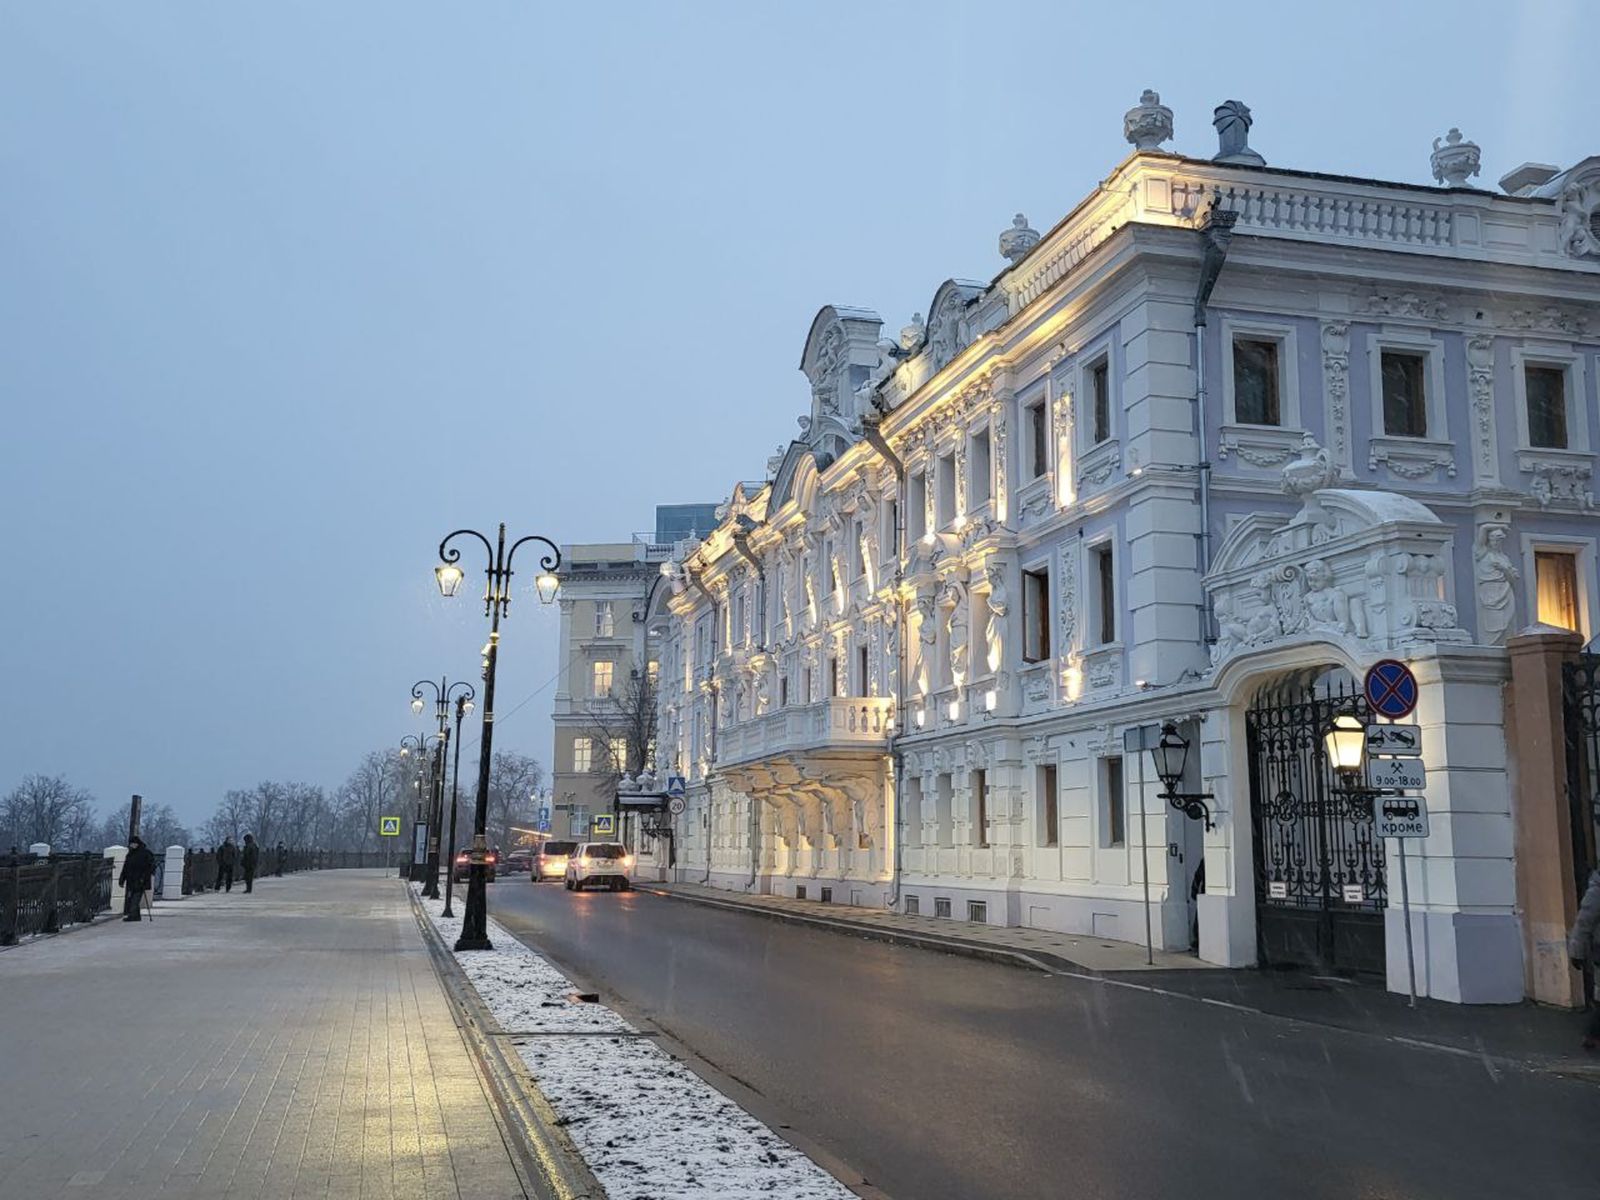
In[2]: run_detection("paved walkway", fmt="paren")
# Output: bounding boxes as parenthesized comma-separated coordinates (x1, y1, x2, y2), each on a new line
(642, 879, 1213, 972)
(0, 870, 528, 1200)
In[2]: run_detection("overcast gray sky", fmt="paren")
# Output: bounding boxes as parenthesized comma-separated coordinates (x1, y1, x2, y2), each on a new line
(0, 1, 1587, 831)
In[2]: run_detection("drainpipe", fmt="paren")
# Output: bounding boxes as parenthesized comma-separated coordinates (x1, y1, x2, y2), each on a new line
(687, 566, 721, 884)
(1192, 204, 1238, 634)
(863, 408, 907, 908)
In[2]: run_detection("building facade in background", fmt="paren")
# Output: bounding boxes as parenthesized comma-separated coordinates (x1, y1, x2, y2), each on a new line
(549, 505, 716, 843)
(650, 94, 1600, 1004)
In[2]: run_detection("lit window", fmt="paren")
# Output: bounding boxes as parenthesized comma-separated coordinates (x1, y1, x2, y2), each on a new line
(594, 601, 614, 637)
(1381, 351, 1428, 437)
(591, 661, 613, 698)
(1526, 365, 1569, 449)
(609, 738, 627, 772)
(1536, 551, 1581, 632)
(1233, 337, 1281, 426)
(572, 738, 592, 773)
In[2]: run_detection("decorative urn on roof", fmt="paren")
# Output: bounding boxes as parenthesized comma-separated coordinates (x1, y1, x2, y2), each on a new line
(1123, 89, 1173, 151)
(1431, 128, 1481, 187)
(998, 214, 1039, 264)
(899, 312, 926, 352)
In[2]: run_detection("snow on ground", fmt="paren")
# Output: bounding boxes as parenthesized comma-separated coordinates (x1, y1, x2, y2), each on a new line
(414, 886, 855, 1200)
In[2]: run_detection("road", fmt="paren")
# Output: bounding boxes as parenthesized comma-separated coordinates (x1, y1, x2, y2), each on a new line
(490, 881, 1592, 1200)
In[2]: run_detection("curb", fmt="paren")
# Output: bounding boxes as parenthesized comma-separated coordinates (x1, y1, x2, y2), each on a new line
(406, 886, 608, 1200)
(637, 884, 1081, 976)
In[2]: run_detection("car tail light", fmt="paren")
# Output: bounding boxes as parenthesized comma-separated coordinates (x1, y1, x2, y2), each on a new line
(622, 855, 634, 869)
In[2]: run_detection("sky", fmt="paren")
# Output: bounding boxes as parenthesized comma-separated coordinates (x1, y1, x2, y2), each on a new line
(0, 1, 1590, 832)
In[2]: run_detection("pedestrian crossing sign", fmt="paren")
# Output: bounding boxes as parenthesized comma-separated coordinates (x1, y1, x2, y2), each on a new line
(379, 816, 401, 837)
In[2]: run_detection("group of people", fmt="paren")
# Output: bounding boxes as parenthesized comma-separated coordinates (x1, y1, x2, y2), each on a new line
(115, 832, 266, 922)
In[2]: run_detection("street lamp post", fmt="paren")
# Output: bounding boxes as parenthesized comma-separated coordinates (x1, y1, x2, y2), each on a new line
(442, 690, 474, 918)
(436, 523, 561, 951)
(412, 677, 476, 899)
(399, 733, 442, 881)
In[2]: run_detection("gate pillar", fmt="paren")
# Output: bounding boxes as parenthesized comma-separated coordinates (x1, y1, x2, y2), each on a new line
(1507, 627, 1586, 1007)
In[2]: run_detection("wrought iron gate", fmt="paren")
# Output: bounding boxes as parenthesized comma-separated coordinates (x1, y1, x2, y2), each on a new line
(1562, 653, 1600, 896)
(1247, 672, 1387, 975)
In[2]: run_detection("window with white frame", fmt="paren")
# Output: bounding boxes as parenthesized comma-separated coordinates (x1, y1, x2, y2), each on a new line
(1022, 566, 1051, 661)
(594, 601, 615, 637)
(1026, 399, 1049, 479)
(1233, 336, 1281, 426)
(1089, 356, 1112, 445)
(1513, 349, 1588, 452)
(591, 660, 614, 698)
(608, 737, 627, 772)
(572, 737, 592, 773)
(1101, 755, 1126, 848)
(1091, 541, 1117, 645)
(1037, 762, 1058, 847)
(970, 427, 992, 508)
(936, 453, 956, 527)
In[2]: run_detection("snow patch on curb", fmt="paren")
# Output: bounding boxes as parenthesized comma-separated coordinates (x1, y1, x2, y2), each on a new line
(414, 886, 854, 1200)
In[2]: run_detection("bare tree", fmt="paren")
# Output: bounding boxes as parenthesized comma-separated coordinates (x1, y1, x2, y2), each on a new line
(100, 800, 190, 851)
(582, 667, 658, 790)
(1, 775, 98, 852)
(484, 749, 544, 852)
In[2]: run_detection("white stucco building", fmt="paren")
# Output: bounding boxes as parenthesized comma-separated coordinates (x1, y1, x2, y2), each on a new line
(648, 95, 1600, 1003)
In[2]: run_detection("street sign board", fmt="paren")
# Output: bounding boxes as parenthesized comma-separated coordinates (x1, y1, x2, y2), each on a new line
(667, 795, 686, 816)
(1365, 723, 1421, 757)
(1377, 796, 1430, 839)
(412, 821, 428, 865)
(1342, 884, 1365, 904)
(1267, 880, 1288, 900)
(592, 813, 616, 836)
(379, 816, 401, 837)
(1367, 757, 1425, 791)
(666, 775, 687, 798)
(1364, 659, 1419, 719)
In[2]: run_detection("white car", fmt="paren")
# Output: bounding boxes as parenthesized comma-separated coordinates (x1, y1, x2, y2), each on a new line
(533, 840, 578, 883)
(564, 842, 634, 891)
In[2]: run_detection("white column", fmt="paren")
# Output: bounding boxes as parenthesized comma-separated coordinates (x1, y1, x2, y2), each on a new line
(104, 845, 128, 910)
(161, 846, 187, 899)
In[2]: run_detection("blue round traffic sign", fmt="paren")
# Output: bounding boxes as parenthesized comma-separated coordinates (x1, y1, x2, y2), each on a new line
(1364, 659, 1419, 719)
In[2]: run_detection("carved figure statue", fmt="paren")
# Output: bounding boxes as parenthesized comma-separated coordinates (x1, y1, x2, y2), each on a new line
(858, 524, 876, 592)
(1474, 524, 1519, 645)
(915, 596, 937, 696)
(984, 565, 1009, 673)
(754, 668, 772, 713)
(1301, 558, 1352, 636)
(1246, 572, 1283, 644)
(900, 312, 926, 352)
(948, 599, 970, 687)
(1211, 593, 1251, 665)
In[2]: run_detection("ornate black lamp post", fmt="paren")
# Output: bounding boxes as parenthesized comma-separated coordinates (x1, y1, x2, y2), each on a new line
(399, 733, 442, 879)
(411, 677, 476, 899)
(442, 689, 474, 918)
(436, 523, 560, 951)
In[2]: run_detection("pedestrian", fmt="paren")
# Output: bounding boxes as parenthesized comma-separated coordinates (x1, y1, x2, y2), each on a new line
(217, 837, 238, 892)
(119, 835, 156, 922)
(241, 834, 260, 893)
(274, 841, 285, 876)
(1569, 867, 1600, 1051)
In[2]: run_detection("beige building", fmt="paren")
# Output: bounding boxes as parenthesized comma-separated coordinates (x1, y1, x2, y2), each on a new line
(549, 506, 716, 842)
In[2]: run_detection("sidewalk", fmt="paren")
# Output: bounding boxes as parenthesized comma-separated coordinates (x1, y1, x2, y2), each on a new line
(640, 879, 1212, 972)
(642, 879, 1597, 1074)
(0, 871, 533, 1200)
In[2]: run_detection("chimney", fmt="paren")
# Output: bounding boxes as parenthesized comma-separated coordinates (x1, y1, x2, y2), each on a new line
(1212, 100, 1265, 167)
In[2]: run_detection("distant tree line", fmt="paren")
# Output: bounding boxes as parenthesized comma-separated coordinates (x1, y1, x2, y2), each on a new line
(1, 746, 545, 854)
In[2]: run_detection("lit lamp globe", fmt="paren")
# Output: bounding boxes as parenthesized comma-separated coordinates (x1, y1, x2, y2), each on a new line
(435, 563, 465, 598)
(1152, 723, 1189, 794)
(411, 697, 425, 716)
(534, 570, 561, 605)
(462, 699, 475, 715)
(1323, 713, 1367, 779)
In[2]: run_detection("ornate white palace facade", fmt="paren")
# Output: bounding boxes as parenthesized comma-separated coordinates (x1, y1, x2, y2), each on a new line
(647, 96, 1600, 1003)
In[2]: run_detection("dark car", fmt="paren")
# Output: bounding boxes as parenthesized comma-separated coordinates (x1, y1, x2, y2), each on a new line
(503, 851, 533, 875)
(452, 849, 498, 883)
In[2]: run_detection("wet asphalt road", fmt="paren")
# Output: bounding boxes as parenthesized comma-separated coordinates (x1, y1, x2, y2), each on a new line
(490, 881, 1593, 1200)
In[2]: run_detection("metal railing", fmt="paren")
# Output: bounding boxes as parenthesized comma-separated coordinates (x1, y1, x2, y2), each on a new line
(0, 853, 114, 945)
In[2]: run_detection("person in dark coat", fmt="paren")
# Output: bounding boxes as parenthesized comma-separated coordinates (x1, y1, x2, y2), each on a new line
(216, 837, 238, 892)
(274, 841, 286, 876)
(241, 834, 260, 893)
(1569, 868, 1600, 1050)
(119, 836, 156, 921)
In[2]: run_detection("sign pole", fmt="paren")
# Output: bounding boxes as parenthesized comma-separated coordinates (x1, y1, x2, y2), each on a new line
(1398, 835, 1417, 1008)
